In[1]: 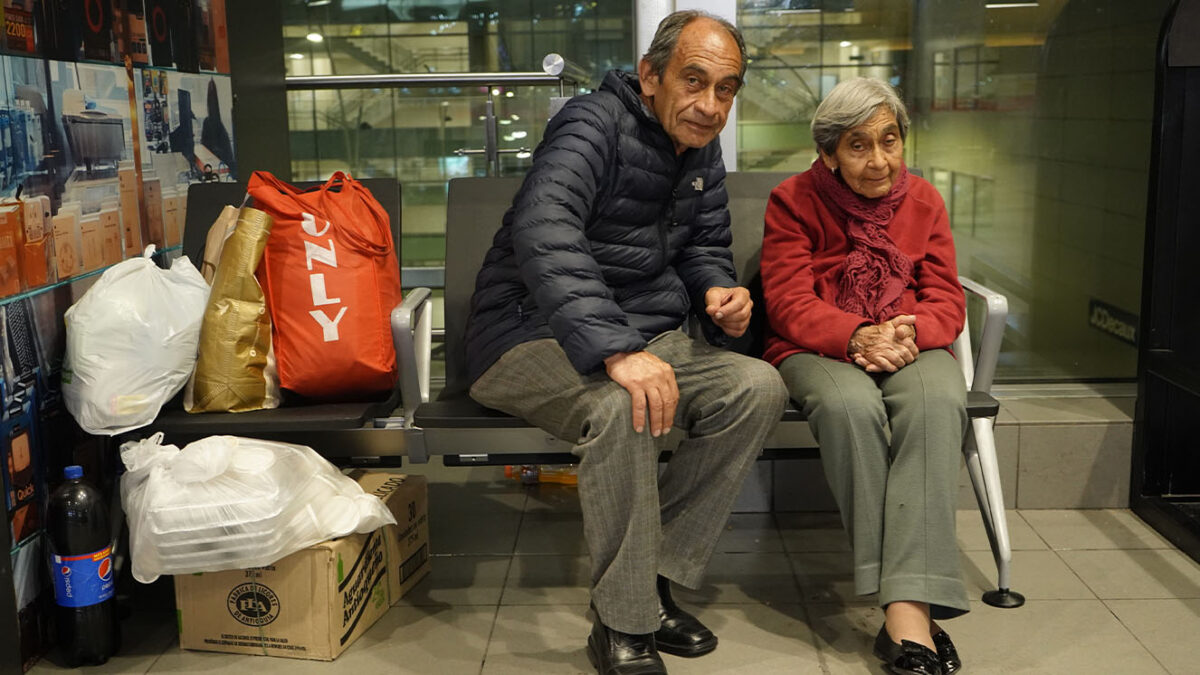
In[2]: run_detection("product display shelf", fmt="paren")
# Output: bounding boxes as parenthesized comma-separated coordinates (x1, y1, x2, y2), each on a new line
(0, 244, 181, 308)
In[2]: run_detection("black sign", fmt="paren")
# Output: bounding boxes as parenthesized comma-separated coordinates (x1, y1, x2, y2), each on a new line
(1088, 299, 1138, 346)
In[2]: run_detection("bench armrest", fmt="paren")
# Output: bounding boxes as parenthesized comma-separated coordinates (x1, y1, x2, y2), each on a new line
(391, 287, 433, 422)
(955, 276, 1008, 394)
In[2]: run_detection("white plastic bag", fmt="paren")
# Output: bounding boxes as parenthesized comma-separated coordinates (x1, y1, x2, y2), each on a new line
(119, 433, 397, 583)
(62, 246, 209, 435)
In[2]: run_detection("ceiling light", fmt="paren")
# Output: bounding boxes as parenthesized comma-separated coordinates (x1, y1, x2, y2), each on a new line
(516, 151, 531, 159)
(505, 91, 514, 98)
(289, 53, 304, 60)
(306, 32, 324, 42)
(985, 1, 1038, 6)
(839, 40, 851, 47)
(491, 88, 501, 96)
(511, 131, 527, 139)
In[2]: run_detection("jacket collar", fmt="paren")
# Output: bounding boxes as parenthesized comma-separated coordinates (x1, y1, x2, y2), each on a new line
(601, 69, 691, 158)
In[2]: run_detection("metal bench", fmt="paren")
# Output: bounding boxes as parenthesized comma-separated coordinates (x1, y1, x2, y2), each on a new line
(396, 173, 1024, 608)
(146, 178, 425, 464)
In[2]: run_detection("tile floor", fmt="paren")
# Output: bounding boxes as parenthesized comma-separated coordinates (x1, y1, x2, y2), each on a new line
(31, 477, 1200, 674)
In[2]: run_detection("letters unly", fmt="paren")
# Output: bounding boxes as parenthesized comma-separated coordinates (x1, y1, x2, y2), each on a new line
(302, 212, 347, 342)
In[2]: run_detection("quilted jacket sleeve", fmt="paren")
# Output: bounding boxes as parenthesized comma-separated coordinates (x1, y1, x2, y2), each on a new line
(675, 150, 738, 347)
(509, 97, 648, 374)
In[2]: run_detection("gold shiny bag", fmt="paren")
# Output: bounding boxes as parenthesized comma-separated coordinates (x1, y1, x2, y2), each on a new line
(185, 207, 280, 412)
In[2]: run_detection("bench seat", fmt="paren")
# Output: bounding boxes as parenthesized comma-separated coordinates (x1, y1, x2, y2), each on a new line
(414, 390, 1000, 430)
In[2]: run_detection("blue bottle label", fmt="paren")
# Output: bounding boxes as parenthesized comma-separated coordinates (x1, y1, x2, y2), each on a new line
(51, 545, 115, 608)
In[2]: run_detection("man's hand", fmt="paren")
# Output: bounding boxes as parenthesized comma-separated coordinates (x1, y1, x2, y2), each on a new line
(604, 351, 679, 437)
(849, 315, 919, 373)
(704, 286, 752, 337)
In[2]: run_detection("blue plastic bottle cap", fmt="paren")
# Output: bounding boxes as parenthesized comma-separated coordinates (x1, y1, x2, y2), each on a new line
(64, 465, 83, 480)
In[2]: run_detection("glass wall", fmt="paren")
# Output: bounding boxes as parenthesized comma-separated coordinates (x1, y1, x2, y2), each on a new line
(281, 1, 635, 269)
(279, 0, 1169, 382)
(738, 0, 1169, 381)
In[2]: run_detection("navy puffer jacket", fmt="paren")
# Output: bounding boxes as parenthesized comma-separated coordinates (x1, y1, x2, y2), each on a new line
(465, 70, 738, 384)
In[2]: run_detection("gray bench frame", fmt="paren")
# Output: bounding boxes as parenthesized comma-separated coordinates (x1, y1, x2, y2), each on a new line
(393, 173, 1024, 608)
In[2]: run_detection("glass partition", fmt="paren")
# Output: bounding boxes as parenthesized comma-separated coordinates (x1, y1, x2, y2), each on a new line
(282, 1, 634, 270)
(737, 0, 1170, 381)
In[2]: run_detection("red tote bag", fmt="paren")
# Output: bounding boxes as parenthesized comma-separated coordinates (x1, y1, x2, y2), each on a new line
(248, 171, 402, 400)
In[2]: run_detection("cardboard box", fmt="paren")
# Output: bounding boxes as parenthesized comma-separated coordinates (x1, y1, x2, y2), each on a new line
(19, 197, 53, 288)
(162, 192, 181, 248)
(79, 217, 103, 273)
(99, 206, 122, 266)
(0, 203, 24, 296)
(143, 177, 164, 248)
(174, 472, 429, 661)
(51, 211, 80, 280)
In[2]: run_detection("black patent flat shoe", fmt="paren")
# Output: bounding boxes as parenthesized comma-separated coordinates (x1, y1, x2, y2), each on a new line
(932, 630, 961, 674)
(586, 616, 666, 675)
(873, 624, 944, 675)
(653, 576, 717, 657)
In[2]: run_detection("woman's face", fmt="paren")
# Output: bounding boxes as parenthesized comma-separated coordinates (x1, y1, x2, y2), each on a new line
(820, 106, 904, 199)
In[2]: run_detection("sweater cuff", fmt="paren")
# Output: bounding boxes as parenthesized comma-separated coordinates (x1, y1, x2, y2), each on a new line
(824, 314, 872, 360)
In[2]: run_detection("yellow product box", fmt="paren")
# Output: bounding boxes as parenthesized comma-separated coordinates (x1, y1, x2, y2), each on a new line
(174, 472, 430, 661)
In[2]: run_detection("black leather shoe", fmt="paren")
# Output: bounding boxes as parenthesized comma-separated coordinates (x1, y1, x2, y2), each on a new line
(932, 630, 961, 674)
(653, 576, 718, 657)
(872, 624, 944, 675)
(586, 616, 666, 675)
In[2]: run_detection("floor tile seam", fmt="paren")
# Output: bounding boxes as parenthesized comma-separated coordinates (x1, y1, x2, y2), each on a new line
(493, 492, 529, 607)
(479, 582, 511, 674)
(1098, 598, 1176, 675)
(1013, 507, 1058, 551)
(800, 601, 837, 675)
(1045, 544, 1176, 552)
(1046, 545, 1107, 600)
(767, 525, 811, 603)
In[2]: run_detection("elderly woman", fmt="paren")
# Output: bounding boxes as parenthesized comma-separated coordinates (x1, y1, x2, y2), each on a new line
(761, 77, 968, 675)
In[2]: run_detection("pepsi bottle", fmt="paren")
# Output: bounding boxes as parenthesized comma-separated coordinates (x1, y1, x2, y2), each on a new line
(47, 465, 120, 667)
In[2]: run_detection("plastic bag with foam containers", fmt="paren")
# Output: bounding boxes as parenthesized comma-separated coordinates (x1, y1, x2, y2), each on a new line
(119, 433, 396, 583)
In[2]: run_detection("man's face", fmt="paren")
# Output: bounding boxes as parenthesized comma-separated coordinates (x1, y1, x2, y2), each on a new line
(639, 19, 743, 154)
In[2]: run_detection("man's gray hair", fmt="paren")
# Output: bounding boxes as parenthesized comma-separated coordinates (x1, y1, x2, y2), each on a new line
(811, 77, 910, 156)
(642, 10, 748, 80)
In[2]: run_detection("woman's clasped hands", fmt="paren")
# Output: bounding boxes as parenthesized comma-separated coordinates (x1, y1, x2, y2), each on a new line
(848, 314, 919, 373)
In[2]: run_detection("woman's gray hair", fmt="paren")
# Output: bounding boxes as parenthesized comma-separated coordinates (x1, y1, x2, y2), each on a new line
(643, 10, 748, 80)
(811, 77, 910, 156)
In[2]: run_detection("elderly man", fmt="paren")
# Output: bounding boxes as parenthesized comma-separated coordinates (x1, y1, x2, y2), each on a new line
(464, 10, 787, 675)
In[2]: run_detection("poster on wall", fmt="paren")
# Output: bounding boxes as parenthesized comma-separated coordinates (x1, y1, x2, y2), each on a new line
(138, 68, 234, 186)
(3, 1, 38, 55)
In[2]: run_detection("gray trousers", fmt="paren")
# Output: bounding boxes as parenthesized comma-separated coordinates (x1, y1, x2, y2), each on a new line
(778, 349, 970, 619)
(471, 330, 788, 633)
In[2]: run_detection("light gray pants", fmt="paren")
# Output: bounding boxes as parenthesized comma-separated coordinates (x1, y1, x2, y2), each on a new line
(471, 330, 788, 633)
(778, 349, 970, 619)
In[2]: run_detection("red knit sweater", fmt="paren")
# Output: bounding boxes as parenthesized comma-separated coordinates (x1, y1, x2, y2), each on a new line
(761, 168, 965, 367)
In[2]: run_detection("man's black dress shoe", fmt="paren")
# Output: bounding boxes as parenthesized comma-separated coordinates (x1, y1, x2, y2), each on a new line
(653, 576, 718, 657)
(872, 624, 944, 675)
(932, 630, 961, 674)
(586, 616, 666, 675)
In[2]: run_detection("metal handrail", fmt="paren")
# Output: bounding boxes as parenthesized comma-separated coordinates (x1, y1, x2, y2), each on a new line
(285, 54, 590, 176)
(284, 72, 576, 90)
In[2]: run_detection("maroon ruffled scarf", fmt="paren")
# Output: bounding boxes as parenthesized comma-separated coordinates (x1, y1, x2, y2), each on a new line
(809, 159, 913, 323)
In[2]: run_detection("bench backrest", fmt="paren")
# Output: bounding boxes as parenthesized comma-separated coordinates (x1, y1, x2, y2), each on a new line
(441, 172, 794, 396)
(443, 177, 525, 397)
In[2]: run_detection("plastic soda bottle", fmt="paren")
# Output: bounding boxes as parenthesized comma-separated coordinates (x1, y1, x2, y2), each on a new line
(47, 465, 120, 666)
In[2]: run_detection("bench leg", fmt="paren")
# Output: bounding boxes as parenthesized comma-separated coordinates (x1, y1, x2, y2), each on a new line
(963, 416, 1025, 608)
